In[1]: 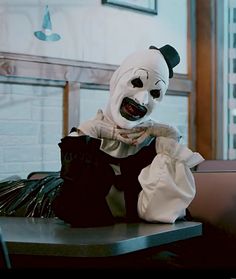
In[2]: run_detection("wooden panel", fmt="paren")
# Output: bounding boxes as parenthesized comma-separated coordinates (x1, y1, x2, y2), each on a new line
(0, 52, 116, 86)
(187, 0, 197, 151)
(0, 52, 192, 92)
(196, 0, 217, 159)
(68, 82, 80, 134)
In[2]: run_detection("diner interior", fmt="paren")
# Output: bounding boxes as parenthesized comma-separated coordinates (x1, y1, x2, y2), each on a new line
(0, 0, 236, 275)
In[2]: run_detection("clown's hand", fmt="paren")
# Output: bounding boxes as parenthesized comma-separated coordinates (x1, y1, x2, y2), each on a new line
(94, 109, 146, 145)
(132, 122, 181, 146)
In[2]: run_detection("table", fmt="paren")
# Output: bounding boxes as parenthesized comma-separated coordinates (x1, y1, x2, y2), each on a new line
(0, 217, 202, 270)
(0, 217, 202, 258)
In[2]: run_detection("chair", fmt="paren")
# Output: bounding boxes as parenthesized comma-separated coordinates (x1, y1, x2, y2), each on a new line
(185, 171, 236, 270)
(195, 159, 236, 172)
(189, 171, 236, 234)
(161, 170, 236, 270)
(27, 171, 60, 180)
(0, 227, 11, 269)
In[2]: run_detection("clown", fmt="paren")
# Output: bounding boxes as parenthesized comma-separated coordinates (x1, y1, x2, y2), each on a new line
(52, 45, 204, 227)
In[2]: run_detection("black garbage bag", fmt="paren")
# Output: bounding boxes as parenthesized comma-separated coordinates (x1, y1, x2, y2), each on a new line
(0, 174, 63, 218)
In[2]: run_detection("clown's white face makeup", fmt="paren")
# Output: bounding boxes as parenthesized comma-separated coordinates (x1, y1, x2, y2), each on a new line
(114, 69, 167, 128)
(104, 49, 170, 129)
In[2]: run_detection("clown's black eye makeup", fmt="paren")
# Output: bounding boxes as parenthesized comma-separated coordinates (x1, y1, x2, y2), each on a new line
(131, 77, 143, 88)
(150, 89, 161, 99)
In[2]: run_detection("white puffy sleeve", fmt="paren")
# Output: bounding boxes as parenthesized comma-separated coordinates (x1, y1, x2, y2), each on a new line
(137, 137, 204, 223)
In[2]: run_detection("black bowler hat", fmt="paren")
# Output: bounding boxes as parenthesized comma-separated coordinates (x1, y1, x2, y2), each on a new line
(149, 45, 180, 78)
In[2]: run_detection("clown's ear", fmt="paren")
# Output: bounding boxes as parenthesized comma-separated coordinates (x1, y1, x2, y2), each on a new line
(149, 45, 180, 78)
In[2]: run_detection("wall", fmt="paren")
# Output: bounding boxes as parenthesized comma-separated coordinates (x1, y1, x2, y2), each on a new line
(0, 0, 187, 72)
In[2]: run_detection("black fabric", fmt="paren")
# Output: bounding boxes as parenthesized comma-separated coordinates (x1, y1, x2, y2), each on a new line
(149, 45, 180, 78)
(52, 136, 117, 227)
(52, 135, 157, 227)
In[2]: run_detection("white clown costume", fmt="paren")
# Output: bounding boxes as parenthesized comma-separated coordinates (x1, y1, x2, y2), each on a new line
(51, 45, 204, 227)
(0, 45, 204, 227)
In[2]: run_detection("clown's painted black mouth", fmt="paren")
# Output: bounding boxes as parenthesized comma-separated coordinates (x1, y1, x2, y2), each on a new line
(120, 97, 147, 121)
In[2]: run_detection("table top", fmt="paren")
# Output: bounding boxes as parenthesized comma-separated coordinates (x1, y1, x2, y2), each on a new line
(0, 217, 202, 258)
